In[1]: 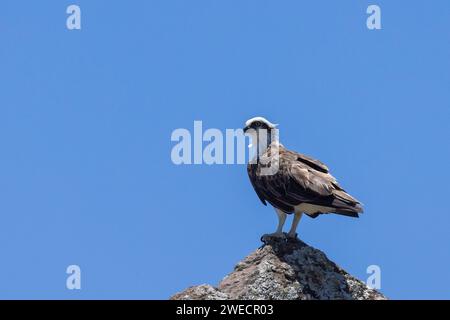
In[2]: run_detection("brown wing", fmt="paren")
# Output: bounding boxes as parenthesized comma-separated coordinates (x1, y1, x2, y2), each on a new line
(295, 153, 329, 173)
(289, 150, 363, 215)
(247, 145, 363, 216)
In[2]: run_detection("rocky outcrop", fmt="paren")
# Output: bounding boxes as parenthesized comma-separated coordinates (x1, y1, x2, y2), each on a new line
(171, 236, 386, 300)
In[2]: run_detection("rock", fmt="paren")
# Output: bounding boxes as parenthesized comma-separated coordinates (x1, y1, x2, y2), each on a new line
(171, 284, 229, 300)
(171, 236, 386, 300)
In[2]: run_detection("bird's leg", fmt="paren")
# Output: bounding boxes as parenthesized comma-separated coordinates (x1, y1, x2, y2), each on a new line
(287, 212, 303, 239)
(273, 209, 287, 236)
(262, 209, 287, 240)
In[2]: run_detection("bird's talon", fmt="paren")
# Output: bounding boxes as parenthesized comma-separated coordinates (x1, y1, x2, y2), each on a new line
(261, 232, 287, 244)
(287, 232, 298, 240)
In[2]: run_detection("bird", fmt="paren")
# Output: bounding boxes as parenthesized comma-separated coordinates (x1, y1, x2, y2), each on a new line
(244, 116, 363, 240)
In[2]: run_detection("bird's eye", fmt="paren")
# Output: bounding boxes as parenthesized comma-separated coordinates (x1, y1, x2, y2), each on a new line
(253, 121, 261, 127)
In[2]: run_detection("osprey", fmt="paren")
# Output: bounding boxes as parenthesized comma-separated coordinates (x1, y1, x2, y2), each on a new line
(244, 116, 363, 239)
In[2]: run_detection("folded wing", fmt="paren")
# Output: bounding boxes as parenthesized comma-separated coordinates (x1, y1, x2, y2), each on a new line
(247, 146, 363, 217)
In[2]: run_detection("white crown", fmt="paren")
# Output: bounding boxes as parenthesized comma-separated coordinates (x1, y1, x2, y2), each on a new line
(245, 116, 278, 128)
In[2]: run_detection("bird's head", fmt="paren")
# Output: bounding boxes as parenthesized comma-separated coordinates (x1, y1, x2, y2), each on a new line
(243, 116, 277, 133)
(244, 116, 278, 149)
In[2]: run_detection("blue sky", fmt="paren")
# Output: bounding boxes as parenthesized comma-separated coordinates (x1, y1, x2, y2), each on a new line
(0, 1, 449, 299)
